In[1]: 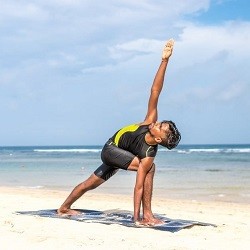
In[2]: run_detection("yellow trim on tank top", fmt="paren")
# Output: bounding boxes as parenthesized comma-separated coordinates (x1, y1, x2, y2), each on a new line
(114, 124, 139, 146)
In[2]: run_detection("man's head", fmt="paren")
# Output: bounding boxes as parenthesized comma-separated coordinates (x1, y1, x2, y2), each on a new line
(149, 120, 181, 149)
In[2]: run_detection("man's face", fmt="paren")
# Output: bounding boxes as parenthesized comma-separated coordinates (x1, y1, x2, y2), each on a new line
(149, 121, 170, 142)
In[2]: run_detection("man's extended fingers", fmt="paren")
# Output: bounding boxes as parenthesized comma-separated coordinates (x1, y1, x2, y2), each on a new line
(162, 38, 175, 59)
(165, 39, 174, 48)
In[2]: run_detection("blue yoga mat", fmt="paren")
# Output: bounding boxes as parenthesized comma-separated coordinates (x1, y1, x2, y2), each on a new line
(16, 209, 216, 233)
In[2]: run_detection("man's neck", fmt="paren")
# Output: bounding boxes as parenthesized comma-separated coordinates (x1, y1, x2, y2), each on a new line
(145, 133, 157, 146)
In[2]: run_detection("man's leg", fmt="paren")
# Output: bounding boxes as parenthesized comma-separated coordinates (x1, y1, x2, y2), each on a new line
(142, 164, 164, 224)
(128, 159, 163, 224)
(57, 173, 105, 215)
(142, 163, 155, 219)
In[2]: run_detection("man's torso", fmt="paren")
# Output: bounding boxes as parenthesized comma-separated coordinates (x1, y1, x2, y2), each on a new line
(110, 124, 158, 159)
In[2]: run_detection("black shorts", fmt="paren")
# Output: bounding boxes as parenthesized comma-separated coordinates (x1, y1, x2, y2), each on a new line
(94, 140, 136, 181)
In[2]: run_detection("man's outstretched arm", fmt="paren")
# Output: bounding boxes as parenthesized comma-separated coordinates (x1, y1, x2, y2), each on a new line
(142, 39, 174, 124)
(133, 157, 154, 222)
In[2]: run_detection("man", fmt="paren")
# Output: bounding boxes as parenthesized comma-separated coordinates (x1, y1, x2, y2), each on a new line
(57, 39, 181, 225)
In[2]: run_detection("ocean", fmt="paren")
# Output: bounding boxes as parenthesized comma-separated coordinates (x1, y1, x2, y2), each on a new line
(0, 144, 250, 204)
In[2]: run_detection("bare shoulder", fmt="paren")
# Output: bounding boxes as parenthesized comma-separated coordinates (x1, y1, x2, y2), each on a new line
(139, 121, 151, 126)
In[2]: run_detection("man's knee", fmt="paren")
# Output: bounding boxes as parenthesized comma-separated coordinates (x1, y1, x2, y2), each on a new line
(149, 163, 155, 173)
(127, 157, 140, 171)
(86, 174, 105, 191)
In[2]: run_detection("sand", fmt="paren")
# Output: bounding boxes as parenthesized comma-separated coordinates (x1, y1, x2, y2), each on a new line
(0, 186, 249, 250)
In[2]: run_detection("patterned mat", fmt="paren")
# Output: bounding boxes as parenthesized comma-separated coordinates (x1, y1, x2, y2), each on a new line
(16, 209, 216, 233)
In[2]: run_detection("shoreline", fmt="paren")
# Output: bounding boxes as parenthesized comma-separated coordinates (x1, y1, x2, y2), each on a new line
(2, 184, 250, 205)
(1, 186, 250, 249)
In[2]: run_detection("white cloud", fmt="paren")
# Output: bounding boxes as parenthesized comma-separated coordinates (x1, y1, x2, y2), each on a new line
(218, 82, 248, 101)
(1, 0, 250, 144)
(111, 39, 162, 53)
(0, 2, 48, 21)
(46, 0, 82, 6)
(0, 0, 211, 25)
(108, 39, 162, 60)
(81, 64, 115, 74)
(172, 21, 250, 71)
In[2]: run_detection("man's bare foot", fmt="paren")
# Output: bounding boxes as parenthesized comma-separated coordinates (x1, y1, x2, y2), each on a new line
(141, 217, 165, 226)
(57, 208, 81, 216)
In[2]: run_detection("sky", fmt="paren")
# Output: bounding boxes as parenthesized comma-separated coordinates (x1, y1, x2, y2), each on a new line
(0, 0, 250, 146)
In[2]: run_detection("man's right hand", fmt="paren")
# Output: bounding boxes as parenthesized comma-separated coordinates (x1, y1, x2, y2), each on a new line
(162, 39, 175, 60)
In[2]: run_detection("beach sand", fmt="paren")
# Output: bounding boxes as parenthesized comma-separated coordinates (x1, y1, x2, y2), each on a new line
(1, 187, 249, 250)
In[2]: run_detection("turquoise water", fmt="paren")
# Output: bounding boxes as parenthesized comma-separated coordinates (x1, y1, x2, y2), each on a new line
(0, 144, 250, 203)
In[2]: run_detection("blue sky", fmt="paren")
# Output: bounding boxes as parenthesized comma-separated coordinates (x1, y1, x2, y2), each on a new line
(0, 0, 250, 146)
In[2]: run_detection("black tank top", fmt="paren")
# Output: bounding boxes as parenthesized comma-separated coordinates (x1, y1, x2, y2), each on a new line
(110, 124, 158, 159)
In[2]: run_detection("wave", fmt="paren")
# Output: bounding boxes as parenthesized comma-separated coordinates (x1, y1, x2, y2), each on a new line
(18, 185, 44, 189)
(159, 147, 250, 154)
(189, 149, 221, 153)
(205, 169, 224, 172)
(225, 148, 250, 153)
(159, 148, 221, 153)
(34, 149, 101, 153)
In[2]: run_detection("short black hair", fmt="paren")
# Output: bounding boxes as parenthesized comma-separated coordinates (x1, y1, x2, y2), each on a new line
(159, 120, 181, 149)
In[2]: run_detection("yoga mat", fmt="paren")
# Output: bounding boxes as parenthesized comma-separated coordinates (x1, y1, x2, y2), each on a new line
(16, 209, 216, 233)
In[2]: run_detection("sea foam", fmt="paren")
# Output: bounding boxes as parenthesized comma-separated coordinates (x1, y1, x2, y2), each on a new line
(34, 149, 101, 153)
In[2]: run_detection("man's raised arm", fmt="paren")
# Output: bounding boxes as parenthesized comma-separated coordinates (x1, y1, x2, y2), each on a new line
(142, 39, 174, 124)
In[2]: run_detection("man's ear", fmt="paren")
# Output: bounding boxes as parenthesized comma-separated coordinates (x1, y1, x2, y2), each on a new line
(155, 137, 162, 143)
